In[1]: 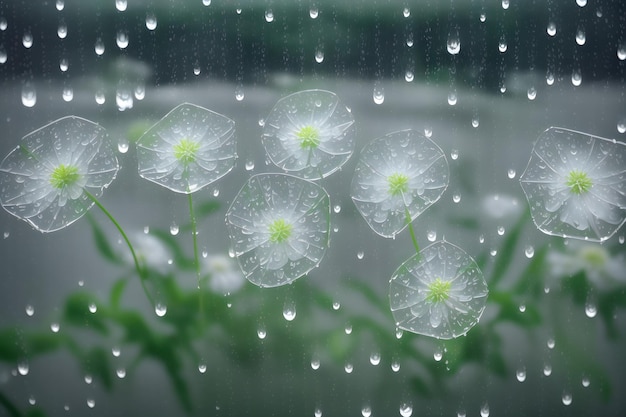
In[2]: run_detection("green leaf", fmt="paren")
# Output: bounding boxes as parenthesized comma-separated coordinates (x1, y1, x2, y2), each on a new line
(86, 214, 123, 265)
(489, 213, 527, 287)
(0, 328, 66, 361)
(490, 291, 542, 326)
(513, 245, 548, 296)
(82, 347, 114, 390)
(560, 271, 589, 305)
(63, 293, 109, 335)
(409, 375, 432, 397)
(109, 277, 130, 309)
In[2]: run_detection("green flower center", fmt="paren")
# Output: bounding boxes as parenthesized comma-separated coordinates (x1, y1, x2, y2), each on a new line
(426, 278, 451, 303)
(388, 172, 409, 196)
(297, 125, 320, 149)
(173, 138, 201, 165)
(268, 218, 292, 243)
(566, 169, 592, 194)
(49, 164, 81, 189)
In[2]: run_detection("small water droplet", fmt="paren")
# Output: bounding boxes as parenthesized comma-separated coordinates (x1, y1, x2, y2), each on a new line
(95, 91, 106, 104)
(332, 301, 341, 310)
(619, 235, 625, 244)
(391, 360, 400, 372)
(314, 407, 322, 417)
(403, 7, 410, 18)
(427, 230, 437, 242)
(213, 188, 220, 197)
(575, 29, 586, 45)
(311, 356, 320, 370)
(265, 9, 274, 22)
(447, 31, 461, 55)
(202, 0, 211, 5)
(57, 24, 67, 39)
(582, 376, 590, 387)
(547, 337, 555, 349)
(404, 70, 414, 82)
(490, 249, 497, 256)
(399, 402, 413, 417)
(617, 122, 626, 134)
(116, 368, 126, 378)
(497, 226, 505, 236)
(450, 149, 459, 160)
(618, 45, 626, 61)
(547, 22, 557, 37)
(283, 300, 296, 321)
(373, 84, 385, 105)
(50, 322, 60, 332)
(87, 398, 95, 409)
(17, 361, 29, 375)
(499, 36, 508, 53)
(309, 8, 319, 19)
(198, 363, 207, 373)
(56, 0, 65, 11)
(501, 0, 509, 9)
(116, 31, 129, 49)
(447, 91, 457, 106)
(571, 69, 582, 86)
(344, 323, 352, 335)
(527, 87, 537, 100)
(257, 327, 266, 339)
(433, 348, 443, 362)
(524, 245, 534, 258)
(344, 362, 353, 374)
(88, 303, 97, 313)
(543, 363, 552, 376)
(576, 0, 587, 7)
(62, 87, 73, 102)
(115, 0, 127, 12)
(585, 302, 597, 318)
(95, 38, 105, 55)
(480, 12, 487, 22)
(235, 86, 245, 101)
(245, 159, 255, 171)
(472, 116, 480, 128)
(369, 352, 381, 366)
(562, 391, 572, 406)
(519, 304, 526, 312)
(357, 251, 364, 260)
(546, 71, 555, 85)
(480, 402, 490, 417)
(111, 346, 121, 357)
(25, 305, 34, 316)
(315, 49, 324, 63)
(21, 84, 37, 108)
(360, 405, 371, 416)
(146, 13, 157, 30)
(155, 303, 167, 317)
(22, 32, 33, 48)
(452, 194, 461, 203)
(28, 395, 36, 405)
(170, 222, 179, 235)
(59, 58, 69, 72)
(516, 366, 526, 382)
(333, 204, 341, 213)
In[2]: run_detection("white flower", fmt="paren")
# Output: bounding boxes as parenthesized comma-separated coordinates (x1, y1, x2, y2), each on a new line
(520, 127, 626, 242)
(262, 89, 355, 180)
(547, 241, 625, 290)
(225, 173, 330, 287)
(351, 129, 449, 238)
(136, 103, 236, 194)
(0, 116, 119, 232)
(203, 254, 245, 294)
(389, 241, 489, 339)
(123, 232, 172, 274)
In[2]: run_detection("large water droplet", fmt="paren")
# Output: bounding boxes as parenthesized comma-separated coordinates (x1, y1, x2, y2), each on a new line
(265, 9, 274, 22)
(562, 391, 572, 406)
(155, 303, 167, 317)
(62, 87, 73, 102)
(22, 32, 33, 48)
(146, 13, 157, 30)
(399, 402, 413, 417)
(309, 8, 318, 19)
(115, 0, 127, 12)
(57, 24, 67, 39)
(575, 29, 586, 45)
(369, 352, 381, 366)
(447, 32, 461, 55)
(315, 49, 324, 63)
(21, 84, 36, 107)
(547, 22, 557, 37)
(17, 361, 29, 375)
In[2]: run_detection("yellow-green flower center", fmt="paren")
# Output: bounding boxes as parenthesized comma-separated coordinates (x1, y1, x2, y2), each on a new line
(426, 278, 451, 303)
(173, 138, 201, 165)
(566, 169, 592, 194)
(49, 164, 81, 189)
(388, 172, 409, 196)
(297, 125, 320, 149)
(268, 218, 292, 243)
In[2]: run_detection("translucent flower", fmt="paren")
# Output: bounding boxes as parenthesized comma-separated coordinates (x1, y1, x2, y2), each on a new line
(262, 89, 355, 180)
(136, 103, 236, 193)
(520, 127, 626, 242)
(203, 254, 245, 294)
(225, 173, 330, 287)
(351, 129, 449, 238)
(389, 241, 489, 339)
(123, 232, 172, 274)
(0, 116, 119, 232)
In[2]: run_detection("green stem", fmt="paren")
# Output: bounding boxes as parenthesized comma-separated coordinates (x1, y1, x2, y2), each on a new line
(187, 191, 204, 315)
(83, 190, 154, 306)
(404, 205, 420, 255)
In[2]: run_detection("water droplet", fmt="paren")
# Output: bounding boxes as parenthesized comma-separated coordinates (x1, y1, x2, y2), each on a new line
(472, 116, 480, 128)
(59, 58, 69, 72)
(344, 362, 353, 373)
(458, 409, 467, 417)
(57, 24, 67, 39)
(314, 407, 322, 417)
(116, 368, 126, 378)
(235, 86, 245, 101)
(479, 13, 487, 22)
(344, 323, 352, 334)
(516, 366, 526, 382)
(585, 302, 597, 318)
(369, 352, 381, 366)
(576, 0, 587, 7)
(22, 32, 33, 48)
(111, 346, 121, 357)
(265, 9, 274, 22)
(21, 84, 37, 107)
(146, 13, 157, 30)
(480, 402, 490, 417)
(399, 402, 413, 417)
(50, 322, 60, 332)
(155, 303, 167, 317)
(28, 395, 36, 405)
(309, 8, 318, 19)
(17, 361, 29, 375)
(84, 374, 93, 384)
(95, 38, 105, 55)
(527, 87, 537, 100)
(257, 327, 266, 339)
(115, 0, 127, 12)
(507, 168, 518, 179)
(447, 31, 461, 55)
(25, 305, 34, 316)
(95, 91, 106, 105)
(116, 31, 129, 49)
(427, 230, 437, 242)
(88, 303, 97, 313)
(498, 36, 508, 53)
(170, 222, 179, 235)
(311, 356, 320, 370)
(56, 0, 65, 11)
(519, 304, 526, 312)
(618, 45, 626, 61)
(333, 204, 341, 213)
(373, 84, 385, 105)
(447, 91, 457, 106)
(617, 122, 626, 134)
(212, 188, 220, 197)
(315, 49, 324, 63)
(524, 245, 534, 258)
(619, 235, 625, 244)
(283, 300, 296, 321)
(87, 398, 95, 409)
(571, 69, 582, 86)
(403, 7, 410, 18)
(0, 47, 6, 64)
(395, 329, 403, 339)
(360, 405, 371, 416)
(245, 159, 255, 171)
(501, 0, 509, 9)
(546, 71, 555, 85)
(547, 338, 555, 349)
(391, 360, 400, 372)
(575, 29, 586, 45)
(450, 149, 459, 160)
(452, 194, 461, 203)
(62, 87, 73, 102)
(404, 70, 414, 82)
(332, 301, 341, 310)
(490, 249, 497, 256)
(582, 376, 590, 387)
(433, 348, 443, 361)
(357, 251, 364, 260)
(562, 391, 572, 406)
(547, 22, 557, 37)
(543, 363, 552, 376)
(202, 0, 211, 5)
(497, 226, 505, 236)
(198, 363, 207, 373)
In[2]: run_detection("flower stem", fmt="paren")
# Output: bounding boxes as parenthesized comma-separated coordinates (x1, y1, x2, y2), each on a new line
(83, 190, 154, 306)
(404, 205, 420, 255)
(187, 191, 204, 315)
